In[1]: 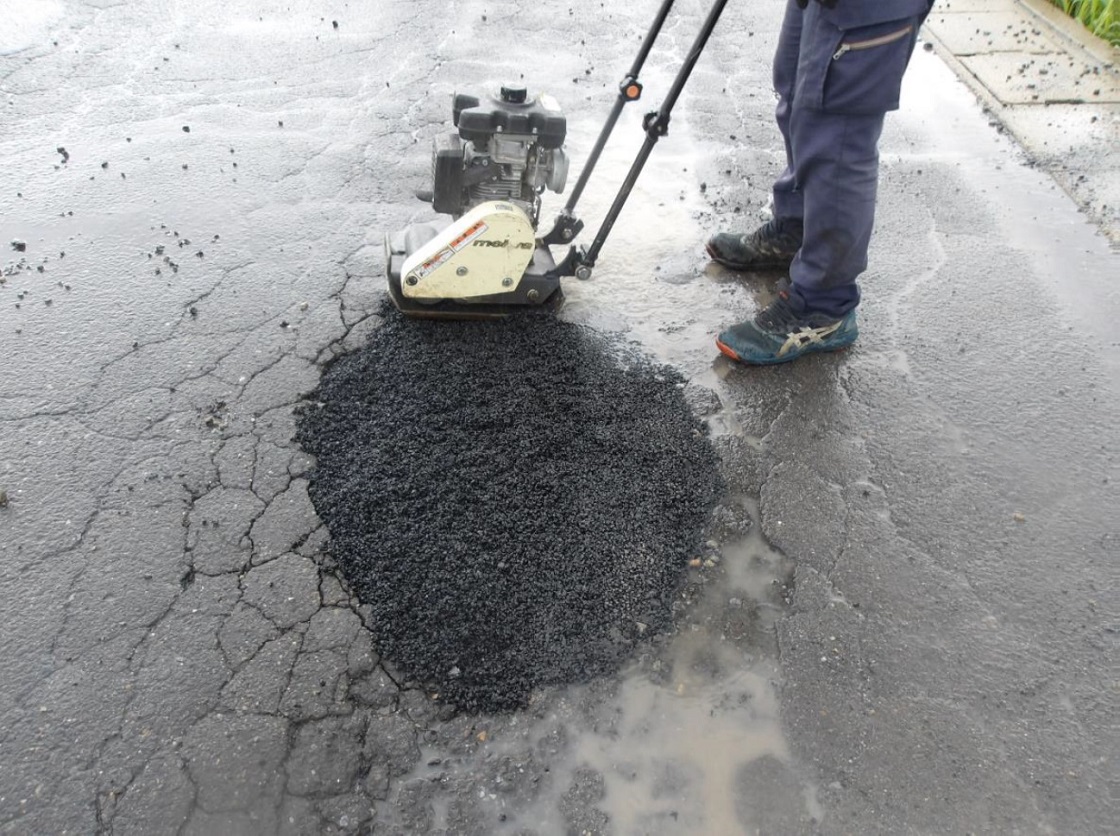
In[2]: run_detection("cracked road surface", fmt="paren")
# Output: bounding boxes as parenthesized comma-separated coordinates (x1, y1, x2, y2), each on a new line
(1, 1, 1117, 834)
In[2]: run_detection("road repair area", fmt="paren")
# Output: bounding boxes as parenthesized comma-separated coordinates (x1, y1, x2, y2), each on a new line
(1, 1, 1117, 834)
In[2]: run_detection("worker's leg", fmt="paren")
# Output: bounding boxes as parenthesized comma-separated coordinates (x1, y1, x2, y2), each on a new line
(782, 7, 925, 317)
(784, 106, 884, 317)
(717, 7, 927, 364)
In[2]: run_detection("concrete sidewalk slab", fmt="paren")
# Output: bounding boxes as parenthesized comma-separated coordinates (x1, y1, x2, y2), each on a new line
(929, 10, 1067, 56)
(962, 51, 1119, 104)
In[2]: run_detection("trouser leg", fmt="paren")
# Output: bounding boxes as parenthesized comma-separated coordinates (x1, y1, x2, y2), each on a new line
(786, 107, 885, 318)
(769, 4, 924, 318)
(771, 0, 804, 223)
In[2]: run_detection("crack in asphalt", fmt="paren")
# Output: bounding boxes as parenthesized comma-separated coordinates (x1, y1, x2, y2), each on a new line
(1, 240, 404, 835)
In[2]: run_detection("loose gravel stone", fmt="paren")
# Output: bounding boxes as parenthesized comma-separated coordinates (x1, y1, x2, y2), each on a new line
(296, 307, 722, 711)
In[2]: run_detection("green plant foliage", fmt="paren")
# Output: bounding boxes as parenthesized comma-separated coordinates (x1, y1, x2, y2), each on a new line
(1050, 0, 1120, 46)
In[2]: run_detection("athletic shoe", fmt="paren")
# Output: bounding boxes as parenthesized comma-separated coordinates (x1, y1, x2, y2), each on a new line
(706, 218, 803, 271)
(716, 289, 858, 365)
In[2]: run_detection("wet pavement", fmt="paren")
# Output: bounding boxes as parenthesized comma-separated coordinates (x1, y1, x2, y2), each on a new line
(924, 0, 1120, 244)
(1, 1, 1118, 835)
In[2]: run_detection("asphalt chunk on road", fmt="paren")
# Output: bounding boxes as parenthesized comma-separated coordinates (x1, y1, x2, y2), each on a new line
(296, 307, 723, 712)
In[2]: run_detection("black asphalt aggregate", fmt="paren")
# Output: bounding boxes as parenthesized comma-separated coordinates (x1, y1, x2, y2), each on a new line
(297, 306, 724, 711)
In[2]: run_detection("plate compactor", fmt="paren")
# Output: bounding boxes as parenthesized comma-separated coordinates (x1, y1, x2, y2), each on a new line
(385, 0, 729, 318)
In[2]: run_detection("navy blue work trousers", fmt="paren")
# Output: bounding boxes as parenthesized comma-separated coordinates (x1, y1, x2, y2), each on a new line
(772, 0, 932, 317)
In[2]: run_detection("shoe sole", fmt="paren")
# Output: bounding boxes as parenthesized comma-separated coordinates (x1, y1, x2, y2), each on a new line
(716, 337, 851, 365)
(715, 338, 742, 362)
(705, 241, 795, 272)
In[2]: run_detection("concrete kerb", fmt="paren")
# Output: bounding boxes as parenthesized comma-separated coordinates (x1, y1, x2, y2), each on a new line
(1020, 0, 1119, 65)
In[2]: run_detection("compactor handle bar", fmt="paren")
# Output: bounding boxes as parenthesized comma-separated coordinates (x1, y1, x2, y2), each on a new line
(543, 0, 730, 280)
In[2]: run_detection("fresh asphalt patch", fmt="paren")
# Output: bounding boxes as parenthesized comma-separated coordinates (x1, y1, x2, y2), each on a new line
(296, 306, 723, 711)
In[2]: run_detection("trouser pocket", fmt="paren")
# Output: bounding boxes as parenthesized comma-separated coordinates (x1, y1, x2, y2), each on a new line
(821, 18, 920, 113)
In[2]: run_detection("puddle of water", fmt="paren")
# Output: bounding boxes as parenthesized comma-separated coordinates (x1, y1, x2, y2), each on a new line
(377, 498, 815, 836)
(719, 496, 792, 604)
(705, 405, 754, 442)
(556, 662, 789, 835)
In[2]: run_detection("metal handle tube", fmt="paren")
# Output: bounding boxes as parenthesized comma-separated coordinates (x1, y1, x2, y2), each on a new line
(582, 0, 730, 268)
(562, 0, 677, 213)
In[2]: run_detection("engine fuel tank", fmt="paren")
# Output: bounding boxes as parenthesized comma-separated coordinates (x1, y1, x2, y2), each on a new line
(454, 87, 567, 149)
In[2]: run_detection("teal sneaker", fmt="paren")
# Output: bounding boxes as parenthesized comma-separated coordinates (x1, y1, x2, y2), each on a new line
(706, 218, 803, 271)
(716, 289, 858, 365)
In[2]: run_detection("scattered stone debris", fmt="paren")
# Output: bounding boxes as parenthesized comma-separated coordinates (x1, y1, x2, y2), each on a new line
(202, 400, 228, 431)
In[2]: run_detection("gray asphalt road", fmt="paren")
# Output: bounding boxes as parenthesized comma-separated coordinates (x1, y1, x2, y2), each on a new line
(2, 1, 1117, 834)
